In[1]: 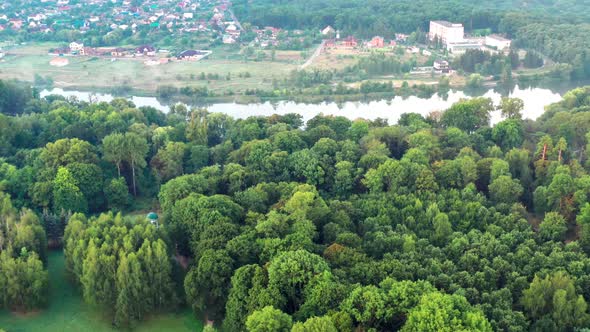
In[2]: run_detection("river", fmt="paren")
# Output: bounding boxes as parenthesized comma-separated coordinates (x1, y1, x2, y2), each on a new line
(40, 83, 579, 125)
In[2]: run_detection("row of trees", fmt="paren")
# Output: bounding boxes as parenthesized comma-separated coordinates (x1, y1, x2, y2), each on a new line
(0, 192, 48, 311)
(63, 213, 177, 327)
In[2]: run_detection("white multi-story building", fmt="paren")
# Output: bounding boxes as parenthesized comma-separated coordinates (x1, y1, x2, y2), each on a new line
(429, 20, 464, 45)
(485, 34, 511, 50)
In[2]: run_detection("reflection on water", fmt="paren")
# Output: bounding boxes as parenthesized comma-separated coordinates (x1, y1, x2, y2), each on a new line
(40, 82, 578, 125)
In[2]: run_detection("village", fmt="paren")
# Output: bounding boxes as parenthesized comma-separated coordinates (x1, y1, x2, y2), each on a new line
(0, 0, 244, 45)
(47, 42, 213, 67)
(0, 0, 513, 72)
(39, 18, 512, 75)
(0, 0, 521, 95)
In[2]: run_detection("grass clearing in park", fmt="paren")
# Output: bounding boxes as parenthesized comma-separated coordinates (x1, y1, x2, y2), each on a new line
(0, 251, 203, 332)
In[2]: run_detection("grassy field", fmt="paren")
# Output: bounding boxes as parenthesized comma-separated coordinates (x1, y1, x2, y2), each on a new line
(0, 43, 299, 94)
(309, 46, 431, 71)
(0, 251, 203, 332)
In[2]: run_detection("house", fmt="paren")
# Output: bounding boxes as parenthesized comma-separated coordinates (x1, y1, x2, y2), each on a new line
(165, 14, 180, 22)
(135, 45, 156, 56)
(368, 36, 384, 48)
(264, 26, 281, 36)
(485, 34, 511, 50)
(27, 14, 46, 22)
(183, 13, 194, 19)
(69, 41, 84, 54)
(422, 49, 432, 56)
(223, 34, 237, 44)
(407, 46, 420, 54)
(395, 33, 408, 42)
(429, 20, 464, 45)
(226, 23, 238, 33)
(9, 19, 24, 30)
(433, 59, 450, 72)
(342, 36, 358, 47)
(178, 49, 205, 60)
(111, 47, 128, 57)
(322, 25, 335, 35)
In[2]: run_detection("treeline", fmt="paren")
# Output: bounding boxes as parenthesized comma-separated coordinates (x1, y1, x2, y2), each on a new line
(0, 192, 48, 312)
(454, 49, 515, 77)
(234, 0, 590, 37)
(234, 0, 506, 38)
(244, 80, 437, 100)
(344, 54, 415, 77)
(64, 213, 177, 327)
(5, 81, 590, 330)
(0, 80, 36, 115)
(156, 85, 215, 99)
(509, 19, 590, 79)
(454, 49, 547, 82)
(288, 69, 334, 88)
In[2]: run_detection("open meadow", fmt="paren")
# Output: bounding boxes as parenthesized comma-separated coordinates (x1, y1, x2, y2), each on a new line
(0, 44, 300, 94)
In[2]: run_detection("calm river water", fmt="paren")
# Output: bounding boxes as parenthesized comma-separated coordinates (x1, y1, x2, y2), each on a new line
(40, 83, 582, 125)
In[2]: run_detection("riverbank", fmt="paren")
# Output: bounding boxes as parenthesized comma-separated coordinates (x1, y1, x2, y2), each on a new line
(0, 251, 203, 332)
(38, 75, 586, 108)
(40, 84, 567, 127)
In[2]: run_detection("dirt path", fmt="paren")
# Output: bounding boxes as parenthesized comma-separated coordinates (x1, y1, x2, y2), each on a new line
(300, 41, 325, 70)
(227, 8, 244, 32)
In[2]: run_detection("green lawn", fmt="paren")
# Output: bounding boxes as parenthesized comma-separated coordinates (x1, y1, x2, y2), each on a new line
(0, 251, 202, 332)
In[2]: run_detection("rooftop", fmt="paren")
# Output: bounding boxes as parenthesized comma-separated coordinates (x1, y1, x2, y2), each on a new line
(179, 49, 205, 57)
(486, 34, 510, 41)
(431, 20, 463, 28)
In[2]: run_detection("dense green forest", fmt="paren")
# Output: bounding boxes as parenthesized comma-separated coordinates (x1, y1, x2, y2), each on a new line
(234, 0, 590, 80)
(4, 80, 590, 330)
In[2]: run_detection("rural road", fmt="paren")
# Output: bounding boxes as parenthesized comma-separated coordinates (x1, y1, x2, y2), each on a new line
(300, 41, 325, 70)
(228, 9, 244, 31)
